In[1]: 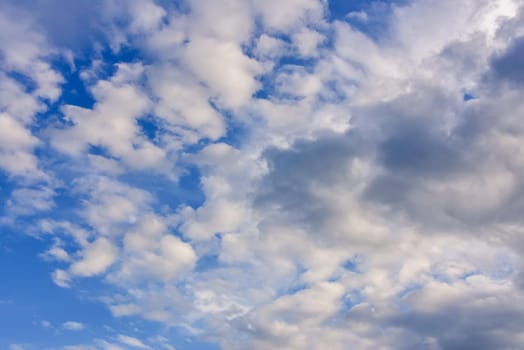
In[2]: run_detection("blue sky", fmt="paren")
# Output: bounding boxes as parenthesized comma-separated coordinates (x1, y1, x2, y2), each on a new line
(1, 0, 524, 349)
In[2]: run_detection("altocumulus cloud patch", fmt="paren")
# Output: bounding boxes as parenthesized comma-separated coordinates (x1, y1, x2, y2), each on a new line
(1, 0, 524, 349)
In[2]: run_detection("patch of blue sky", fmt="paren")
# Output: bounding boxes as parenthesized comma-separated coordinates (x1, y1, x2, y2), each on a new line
(5, 70, 39, 94)
(340, 289, 365, 314)
(463, 92, 476, 101)
(215, 108, 252, 149)
(195, 253, 220, 273)
(284, 283, 309, 296)
(342, 259, 359, 273)
(329, 0, 411, 42)
(0, 228, 212, 349)
(0, 173, 16, 206)
(50, 59, 96, 109)
(136, 115, 159, 141)
(328, 0, 378, 20)
(0, 231, 109, 348)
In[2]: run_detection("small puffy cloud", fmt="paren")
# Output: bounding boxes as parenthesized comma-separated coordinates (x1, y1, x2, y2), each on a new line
(116, 232, 196, 283)
(148, 65, 226, 141)
(74, 176, 151, 236)
(51, 63, 165, 170)
(62, 321, 85, 331)
(180, 199, 248, 241)
(52, 269, 71, 288)
(253, 0, 325, 31)
(254, 34, 288, 59)
(95, 340, 124, 350)
(69, 238, 118, 277)
(117, 334, 150, 349)
(109, 303, 141, 317)
(42, 244, 71, 262)
(128, 0, 166, 33)
(0, 10, 62, 101)
(181, 36, 263, 108)
(0, 113, 40, 177)
(291, 28, 325, 57)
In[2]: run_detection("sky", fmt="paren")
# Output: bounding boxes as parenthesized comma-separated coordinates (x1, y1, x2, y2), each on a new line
(1, 0, 524, 349)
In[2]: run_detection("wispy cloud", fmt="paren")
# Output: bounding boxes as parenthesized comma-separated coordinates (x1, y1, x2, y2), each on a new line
(62, 321, 85, 331)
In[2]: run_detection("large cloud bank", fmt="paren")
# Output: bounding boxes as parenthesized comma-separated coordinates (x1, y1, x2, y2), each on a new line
(2, 0, 524, 349)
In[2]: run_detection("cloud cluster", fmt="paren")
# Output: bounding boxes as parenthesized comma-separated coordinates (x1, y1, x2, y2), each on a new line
(3, 0, 524, 349)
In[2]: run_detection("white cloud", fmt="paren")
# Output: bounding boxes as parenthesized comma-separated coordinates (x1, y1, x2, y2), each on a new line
(0, 113, 41, 177)
(6, 187, 55, 217)
(0, 10, 62, 101)
(52, 269, 71, 288)
(51, 63, 166, 170)
(187, 0, 254, 42)
(74, 176, 151, 236)
(62, 321, 85, 331)
(63, 346, 97, 350)
(291, 27, 325, 57)
(109, 303, 141, 317)
(181, 36, 263, 108)
(253, 0, 325, 31)
(0, 9, 60, 180)
(0, 72, 42, 123)
(115, 232, 196, 283)
(69, 237, 118, 277)
(42, 241, 71, 262)
(254, 34, 288, 60)
(128, 0, 166, 33)
(5, 1, 524, 349)
(117, 334, 150, 349)
(95, 340, 124, 350)
(148, 65, 226, 141)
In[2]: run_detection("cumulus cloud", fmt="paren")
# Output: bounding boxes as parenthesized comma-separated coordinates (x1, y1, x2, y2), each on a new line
(69, 237, 118, 277)
(3, 0, 524, 349)
(51, 63, 166, 170)
(116, 334, 150, 349)
(62, 321, 85, 331)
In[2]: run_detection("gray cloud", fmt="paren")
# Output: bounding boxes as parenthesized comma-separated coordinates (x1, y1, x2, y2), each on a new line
(4, 1, 524, 349)
(491, 36, 524, 86)
(0, 0, 107, 49)
(255, 131, 364, 227)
